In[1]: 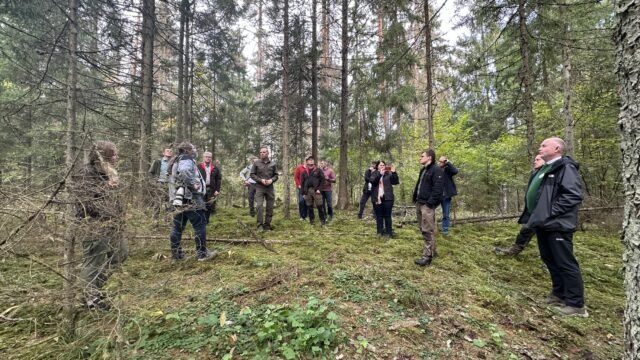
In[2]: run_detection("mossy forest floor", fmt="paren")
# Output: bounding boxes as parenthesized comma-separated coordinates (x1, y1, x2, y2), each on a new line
(1, 207, 624, 359)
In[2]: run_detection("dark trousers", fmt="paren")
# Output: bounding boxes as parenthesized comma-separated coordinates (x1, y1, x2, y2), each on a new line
(255, 185, 275, 226)
(358, 191, 372, 217)
(373, 200, 394, 235)
(536, 230, 584, 308)
(515, 225, 535, 248)
(170, 209, 208, 259)
(321, 190, 333, 218)
(297, 187, 307, 219)
(248, 184, 256, 215)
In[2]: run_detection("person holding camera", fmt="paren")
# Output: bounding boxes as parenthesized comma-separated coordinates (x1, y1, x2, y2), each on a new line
(168, 142, 217, 261)
(367, 160, 400, 239)
(438, 156, 458, 235)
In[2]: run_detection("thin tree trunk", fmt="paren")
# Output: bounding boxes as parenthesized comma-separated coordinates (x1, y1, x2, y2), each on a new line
(311, 0, 319, 161)
(257, 0, 264, 86)
(282, 0, 291, 218)
(337, 0, 350, 210)
(320, 0, 330, 143)
(518, 0, 535, 159)
(424, 0, 434, 148)
(615, 3, 640, 358)
(175, 0, 186, 143)
(378, 10, 389, 135)
(63, 0, 79, 339)
(139, 0, 155, 185)
(560, 3, 574, 157)
(183, 0, 192, 141)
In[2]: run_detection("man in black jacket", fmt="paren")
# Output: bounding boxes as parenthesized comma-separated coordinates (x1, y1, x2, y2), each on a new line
(413, 149, 444, 266)
(526, 137, 586, 317)
(300, 156, 327, 225)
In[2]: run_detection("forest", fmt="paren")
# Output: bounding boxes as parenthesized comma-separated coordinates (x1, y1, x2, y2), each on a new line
(1, 0, 639, 359)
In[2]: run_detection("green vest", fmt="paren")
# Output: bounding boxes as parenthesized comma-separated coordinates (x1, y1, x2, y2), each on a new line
(525, 164, 552, 213)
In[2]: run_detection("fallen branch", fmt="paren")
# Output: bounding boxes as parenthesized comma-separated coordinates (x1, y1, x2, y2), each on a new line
(131, 234, 293, 245)
(400, 206, 623, 225)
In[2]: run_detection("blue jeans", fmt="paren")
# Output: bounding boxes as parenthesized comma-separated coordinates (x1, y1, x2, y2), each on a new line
(322, 191, 333, 218)
(297, 188, 307, 219)
(441, 197, 452, 232)
(170, 209, 208, 259)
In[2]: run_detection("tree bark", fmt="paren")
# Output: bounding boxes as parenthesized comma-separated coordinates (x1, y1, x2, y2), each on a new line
(378, 10, 389, 135)
(518, 0, 535, 159)
(139, 0, 155, 185)
(282, 0, 291, 218)
(175, 0, 186, 143)
(424, 0, 434, 148)
(560, 3, 575, 157)
(63, 0, 79, 339)
(615, 2, 640, 358)
(337, 0, 350, 209)
(184, 0, 192, 141)
(311, 0, 319, 161)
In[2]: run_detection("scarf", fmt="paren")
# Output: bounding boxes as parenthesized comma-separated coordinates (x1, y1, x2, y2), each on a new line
(200, 162, 214, 186)
(377, 173, 385, 205)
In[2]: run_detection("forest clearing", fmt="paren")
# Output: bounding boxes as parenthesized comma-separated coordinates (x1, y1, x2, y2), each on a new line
(1, 207, 624, 359)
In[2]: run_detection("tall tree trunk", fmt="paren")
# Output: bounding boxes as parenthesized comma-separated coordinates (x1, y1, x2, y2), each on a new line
(139, 0, 155, 184)
(424, 0, 435, 148)
(63, 0, 79, 338)
(616, 3, 640, 359)
(337, 0, 350, 210)
(175, 0, 186, 143)
(378, 10, 389, 135)
(311, 0, 319, 161)
(282, 0, 291, 218)
(517, 0, 535, 159)
(257, 0, 264, 88)
(320, 0, 330, 144)
(560, 3, 574, 157)
(183, 0, 192, 141)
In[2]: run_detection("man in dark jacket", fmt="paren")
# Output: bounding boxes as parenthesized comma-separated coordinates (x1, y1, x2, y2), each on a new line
(526, 137, 586, 317)
(357, 161, 377, 219)
(198, 151, 221, 224)
(438, 156, 458, 235)
(250, 146, 278, 231)
(300, 156, 327, 225)
(413, 149, 444, 266)
(495, 154, 545, 256)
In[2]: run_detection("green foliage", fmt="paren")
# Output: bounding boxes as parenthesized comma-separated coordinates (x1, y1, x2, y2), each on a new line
(128, 292, 343, 358)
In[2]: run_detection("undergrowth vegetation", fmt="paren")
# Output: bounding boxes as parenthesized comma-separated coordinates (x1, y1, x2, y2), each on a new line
(0, 207, 624, 359)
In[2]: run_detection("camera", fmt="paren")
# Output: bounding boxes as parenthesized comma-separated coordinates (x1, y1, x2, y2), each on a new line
(172, 187, 185, 206)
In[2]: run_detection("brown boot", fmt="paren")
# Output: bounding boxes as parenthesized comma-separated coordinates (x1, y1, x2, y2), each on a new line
(494, 245, 524, 256)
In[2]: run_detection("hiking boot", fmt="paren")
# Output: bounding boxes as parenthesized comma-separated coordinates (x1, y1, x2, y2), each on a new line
(544, 293, 565, 306)
(414, 257, 432, 266)
(86, 296, 110, 311)
(197, 250, 218, 262)
(495, 245, 524, 256)
(264, 224, 273, 231)
(357, 214, 363, 219)
(552, 305, 588, 318)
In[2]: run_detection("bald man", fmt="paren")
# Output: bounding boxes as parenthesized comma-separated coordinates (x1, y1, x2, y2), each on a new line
(524, 137, 586, 317)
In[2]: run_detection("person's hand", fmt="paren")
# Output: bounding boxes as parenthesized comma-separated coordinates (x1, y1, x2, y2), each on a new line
(390, 165, 396, 172)
(194, 183, 201, 190)
(213, 191, 219, 197)
(316, 190, 320, 194)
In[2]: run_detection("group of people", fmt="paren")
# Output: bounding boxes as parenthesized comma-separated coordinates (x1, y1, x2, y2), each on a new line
(71, 136, 587, 317)
(292, 157, 336, 226)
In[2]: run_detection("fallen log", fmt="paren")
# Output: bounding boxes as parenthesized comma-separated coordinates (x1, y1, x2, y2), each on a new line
(131, 234, 294, 245)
